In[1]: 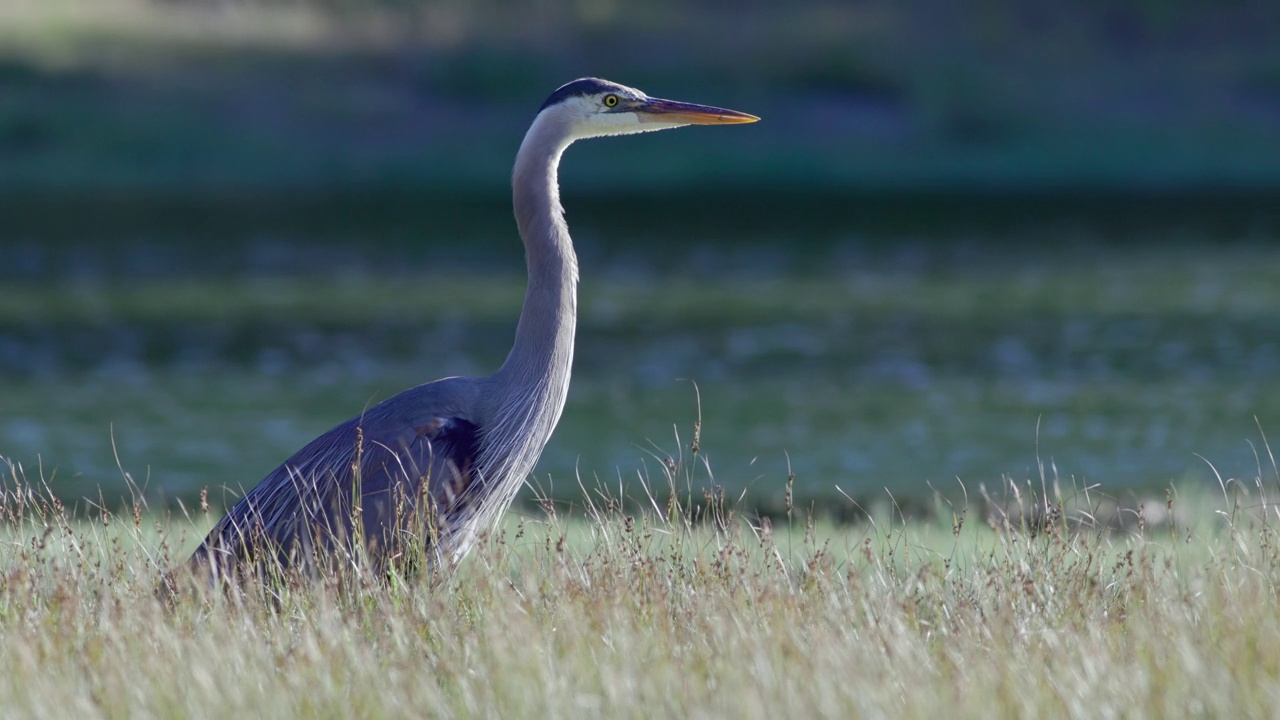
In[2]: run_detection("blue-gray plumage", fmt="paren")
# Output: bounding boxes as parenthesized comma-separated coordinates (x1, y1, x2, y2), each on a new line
(188, 78, 757, 581)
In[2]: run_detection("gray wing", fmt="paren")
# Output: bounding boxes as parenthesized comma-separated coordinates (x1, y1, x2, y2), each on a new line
(190, 383, 483, 577)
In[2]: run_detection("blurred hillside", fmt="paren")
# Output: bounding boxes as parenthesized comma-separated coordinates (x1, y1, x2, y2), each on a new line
(1, 0, 1278, 195)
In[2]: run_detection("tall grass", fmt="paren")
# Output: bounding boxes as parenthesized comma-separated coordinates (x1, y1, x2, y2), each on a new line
(3, 443, 1280, 718)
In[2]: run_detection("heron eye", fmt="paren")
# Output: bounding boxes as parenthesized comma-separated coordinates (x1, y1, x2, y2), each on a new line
(603, 94, 619, 108)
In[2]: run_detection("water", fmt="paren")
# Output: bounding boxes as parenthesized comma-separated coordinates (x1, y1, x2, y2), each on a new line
(2, 191, 1278, 512)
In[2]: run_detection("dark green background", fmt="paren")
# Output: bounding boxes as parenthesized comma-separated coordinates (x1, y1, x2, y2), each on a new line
(1, 1, 1278, 515)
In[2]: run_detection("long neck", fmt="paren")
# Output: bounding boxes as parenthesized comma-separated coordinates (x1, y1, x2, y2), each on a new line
(486, 114, 579, 465)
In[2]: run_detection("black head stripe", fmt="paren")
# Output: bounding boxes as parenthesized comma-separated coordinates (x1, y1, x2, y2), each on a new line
(539, 78, 620, 112)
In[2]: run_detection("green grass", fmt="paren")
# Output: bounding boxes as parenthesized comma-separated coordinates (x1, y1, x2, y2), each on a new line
(3, 237, 1279, 509)
(3, 451, 1280, 717)
(5, 243, 1280, 324)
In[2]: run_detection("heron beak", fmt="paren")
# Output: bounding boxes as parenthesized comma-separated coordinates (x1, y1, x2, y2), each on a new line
(635, 98, 760, 125)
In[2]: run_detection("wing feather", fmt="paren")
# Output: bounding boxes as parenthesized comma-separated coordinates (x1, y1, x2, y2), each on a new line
(191, 408, 482, 579)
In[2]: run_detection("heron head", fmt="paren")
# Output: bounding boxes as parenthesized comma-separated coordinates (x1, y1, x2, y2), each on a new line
(537, 78, 758, 141)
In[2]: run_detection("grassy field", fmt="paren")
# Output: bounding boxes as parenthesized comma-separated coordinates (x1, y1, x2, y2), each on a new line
(3, 2, 1280, 714)
(2, 451, 1280, 717)
(3, 221, 1279, 511)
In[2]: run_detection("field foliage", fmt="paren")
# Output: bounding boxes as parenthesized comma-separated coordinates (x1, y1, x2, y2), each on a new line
(2, 449, 1280, 718)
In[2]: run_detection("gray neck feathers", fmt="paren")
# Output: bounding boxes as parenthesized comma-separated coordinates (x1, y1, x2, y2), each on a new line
(474, 110, 579, 523)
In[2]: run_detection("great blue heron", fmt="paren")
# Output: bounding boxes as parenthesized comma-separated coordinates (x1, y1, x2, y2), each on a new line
(189, 78, 757, 580)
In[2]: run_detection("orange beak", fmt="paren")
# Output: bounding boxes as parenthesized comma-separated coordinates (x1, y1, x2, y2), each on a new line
(636, 98, 760, 125)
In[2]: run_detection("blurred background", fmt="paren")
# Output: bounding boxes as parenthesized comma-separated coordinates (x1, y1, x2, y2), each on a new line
(1, 0, 1279, 517)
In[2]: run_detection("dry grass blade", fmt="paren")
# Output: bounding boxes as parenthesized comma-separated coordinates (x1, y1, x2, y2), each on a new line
(2, 450, 1280, 718)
